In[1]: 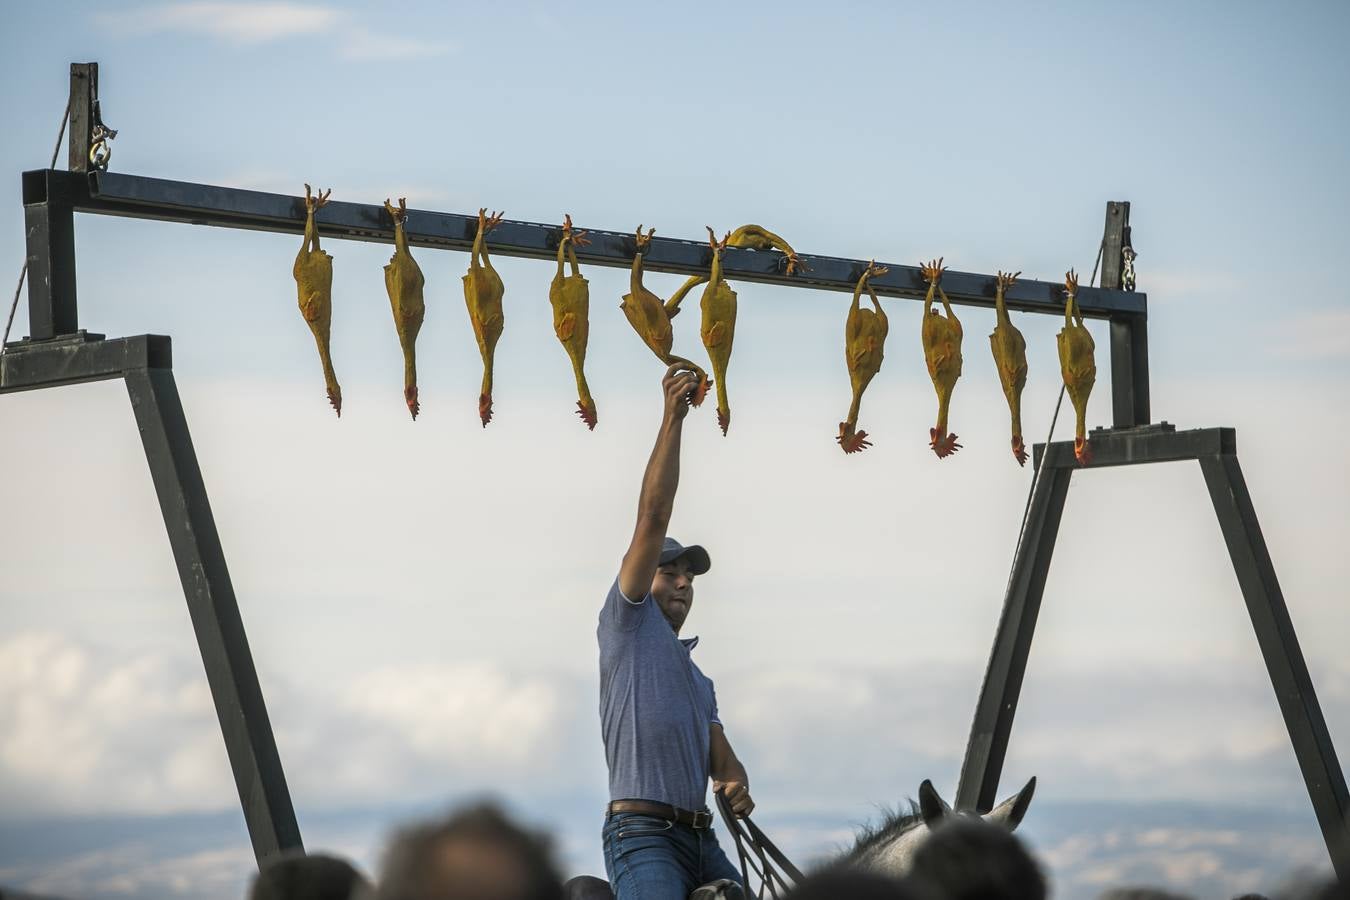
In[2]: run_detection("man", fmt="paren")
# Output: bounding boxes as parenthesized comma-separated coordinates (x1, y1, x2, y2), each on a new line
(598, 363, 754, 900)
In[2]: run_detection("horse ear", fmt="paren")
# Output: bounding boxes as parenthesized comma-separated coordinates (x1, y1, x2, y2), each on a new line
(917, 779, 950, 825)
(985, 776, 1037, 831)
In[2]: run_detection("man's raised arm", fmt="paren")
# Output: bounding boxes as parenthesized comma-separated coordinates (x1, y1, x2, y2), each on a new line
(618, 363, 700, 601)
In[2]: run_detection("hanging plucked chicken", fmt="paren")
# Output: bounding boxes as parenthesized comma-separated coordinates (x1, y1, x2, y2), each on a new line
(463, 208, 506, 427)
(989, 270, 1029, 465)
(1056, 269, 1096, 465)
(700, 228, 738, 435)
(383, 198, 425, 419)
(920, 258, 963, 458)
(726, 224, 804, 276)
(837, 261, 889, 454)
(619, 225, 710, 405)
(550, 215, 597, 429)
(293, 183, 342, 416)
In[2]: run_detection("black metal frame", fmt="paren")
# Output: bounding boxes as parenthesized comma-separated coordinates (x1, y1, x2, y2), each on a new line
(0, 333, 303, 865)
(955, 424, 1350, 883)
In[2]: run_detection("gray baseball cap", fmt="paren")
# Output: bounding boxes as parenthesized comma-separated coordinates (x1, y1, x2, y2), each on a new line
(659, 537, 711, 576)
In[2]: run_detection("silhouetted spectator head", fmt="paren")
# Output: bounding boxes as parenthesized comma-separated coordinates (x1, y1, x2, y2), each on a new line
(1097, 890, 1194, 900)
(378, 802, 563, 900)
(907, 818, 1045, 900)
(250, 851, 374, 900)
(786, 870, 925, 900)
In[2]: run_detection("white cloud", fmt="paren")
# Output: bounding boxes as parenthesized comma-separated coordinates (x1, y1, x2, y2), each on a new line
(1267, 308, 1350, 361)
(0, 631, 581, 817)
(106, 2, 345, 43)
(338, 30, 455, 62)
(0, 633, 234, 816)
(103, 3, 453, 60)
(18, 843, 254, 900)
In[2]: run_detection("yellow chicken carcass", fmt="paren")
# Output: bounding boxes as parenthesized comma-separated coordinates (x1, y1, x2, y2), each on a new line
(920, 257, 963, 458)
(619, 225, 710, 405)
(700, 227, 738, 435)
(293, 183, 341, 416)
(989, 270, 1029, 465)
(1056, 269, 1096, 465)
(383, 197, 425, 419)
(838, 261, 889, 454)
(463, 208, 506, 427)
(550, 214, 597, 429)
(727, 224, 804, 276)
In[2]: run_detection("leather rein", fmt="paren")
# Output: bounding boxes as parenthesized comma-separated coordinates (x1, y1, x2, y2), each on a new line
(714, 790, 804, 899)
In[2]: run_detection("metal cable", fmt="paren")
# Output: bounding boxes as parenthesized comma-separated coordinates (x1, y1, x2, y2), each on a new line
(1001, 240, 1106, 599)
(2, 97, 72, 353)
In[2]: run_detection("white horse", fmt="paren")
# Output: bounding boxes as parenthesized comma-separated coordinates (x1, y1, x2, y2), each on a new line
(565, 776, 1037, 899)
(834, 777, 1036, 875)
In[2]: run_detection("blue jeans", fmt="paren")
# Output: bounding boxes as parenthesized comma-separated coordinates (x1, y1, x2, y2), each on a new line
(602, 812, 743, 900)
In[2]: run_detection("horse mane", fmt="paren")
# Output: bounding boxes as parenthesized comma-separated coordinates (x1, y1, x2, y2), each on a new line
(838, 801, 924, 865)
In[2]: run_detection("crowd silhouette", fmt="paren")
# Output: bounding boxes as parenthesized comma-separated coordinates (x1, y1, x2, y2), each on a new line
(232, 802, 1343, 900)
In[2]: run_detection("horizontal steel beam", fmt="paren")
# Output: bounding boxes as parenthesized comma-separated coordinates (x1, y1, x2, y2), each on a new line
(0, 332, 169, 393)
(1031, 423, 1235, 470)
(20, 169, 1147, 320)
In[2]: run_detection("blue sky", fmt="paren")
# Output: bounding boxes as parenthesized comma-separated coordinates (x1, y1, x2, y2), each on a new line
(1, 2, 1348, 898)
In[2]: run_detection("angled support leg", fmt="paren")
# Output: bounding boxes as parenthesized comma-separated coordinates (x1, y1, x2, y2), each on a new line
(124, 366, 303, 865)
(956, 465, 1074, 812)
(1199, 453, 1350, 883)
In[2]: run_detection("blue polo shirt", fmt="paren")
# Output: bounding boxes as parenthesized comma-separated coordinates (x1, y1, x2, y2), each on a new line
(598, 577, 720, 813)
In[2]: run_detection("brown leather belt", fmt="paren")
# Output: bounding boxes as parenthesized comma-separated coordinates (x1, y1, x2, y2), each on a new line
(607, 799, 714, 830)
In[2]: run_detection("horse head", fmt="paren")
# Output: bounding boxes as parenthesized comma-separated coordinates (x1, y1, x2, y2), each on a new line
(845, 776, 1037, 877)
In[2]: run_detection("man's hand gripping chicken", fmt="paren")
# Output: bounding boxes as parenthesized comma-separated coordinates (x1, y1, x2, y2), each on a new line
(619, 226, 711, 407)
